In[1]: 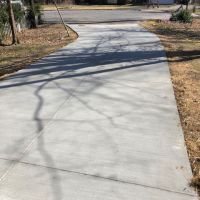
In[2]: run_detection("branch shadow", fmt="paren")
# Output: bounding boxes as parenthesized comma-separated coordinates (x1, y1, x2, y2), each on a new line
(0, 27, 169, 199)
(0, 51, 166, 90)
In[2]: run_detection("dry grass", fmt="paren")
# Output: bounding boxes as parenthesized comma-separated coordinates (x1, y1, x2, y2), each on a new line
(141, 19, 200, 193)
(0, 24, 77, 78)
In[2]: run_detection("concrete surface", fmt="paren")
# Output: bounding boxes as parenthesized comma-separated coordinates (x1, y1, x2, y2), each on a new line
(43, 10, 171, 23)
(0, 23, 197, 200)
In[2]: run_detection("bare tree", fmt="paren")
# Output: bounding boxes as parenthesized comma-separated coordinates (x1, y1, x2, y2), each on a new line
(6, 0, 19, 44)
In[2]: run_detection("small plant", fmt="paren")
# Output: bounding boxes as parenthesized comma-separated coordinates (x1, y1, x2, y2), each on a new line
(170, 9, 193, 23)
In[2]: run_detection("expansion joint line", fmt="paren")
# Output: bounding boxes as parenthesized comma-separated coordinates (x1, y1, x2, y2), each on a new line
(0, 77, 86, 185)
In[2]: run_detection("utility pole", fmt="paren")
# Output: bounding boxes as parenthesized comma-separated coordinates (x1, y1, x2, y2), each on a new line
(6, 0, 19, 44)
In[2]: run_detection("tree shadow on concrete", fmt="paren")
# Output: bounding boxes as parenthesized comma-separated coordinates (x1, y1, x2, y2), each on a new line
(0, 29, 169, 200)
(0, 51, 166, 90)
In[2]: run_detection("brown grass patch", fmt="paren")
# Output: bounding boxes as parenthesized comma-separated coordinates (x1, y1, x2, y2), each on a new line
(141, 19, 200, 194)
(0, 24, 77, 78)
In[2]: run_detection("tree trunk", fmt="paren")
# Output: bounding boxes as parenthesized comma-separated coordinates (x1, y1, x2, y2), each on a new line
(29, 0, 37, 28)
(6, 0, 19, 44)
(186, 1, 189, 10)
(186, 0, 190, 10)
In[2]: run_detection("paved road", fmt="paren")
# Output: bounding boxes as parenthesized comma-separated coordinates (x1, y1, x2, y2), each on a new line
(0, 24, 197, 200)
(43, 10, 170, 23)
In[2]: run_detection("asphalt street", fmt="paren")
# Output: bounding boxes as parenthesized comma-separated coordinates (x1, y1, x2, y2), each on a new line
(43, 9, 171, 23)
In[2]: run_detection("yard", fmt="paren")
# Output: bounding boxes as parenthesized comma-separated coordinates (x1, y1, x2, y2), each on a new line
(0, 24, 77, 79)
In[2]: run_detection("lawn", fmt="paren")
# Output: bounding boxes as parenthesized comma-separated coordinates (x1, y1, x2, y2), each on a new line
(0, 24, 77, 79)
(141, 19, 200, 192)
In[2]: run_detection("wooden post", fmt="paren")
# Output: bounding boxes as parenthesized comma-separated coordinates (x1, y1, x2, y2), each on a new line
(53, 0, 69, 37)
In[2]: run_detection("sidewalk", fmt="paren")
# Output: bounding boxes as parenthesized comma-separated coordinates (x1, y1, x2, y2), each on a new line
(0, 23, 197, 200)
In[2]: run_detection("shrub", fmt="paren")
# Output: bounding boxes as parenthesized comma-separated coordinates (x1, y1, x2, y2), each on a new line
(12, 4, 25, 23)
(26, 6, 36, 28)
(34, 3, 43, 25)
(26, 3, 43, 28)
(170, 9, 193, 23)
(0, 5, 9, 44)
(117, 0, 128, 5)
(0, 4, 24, 44)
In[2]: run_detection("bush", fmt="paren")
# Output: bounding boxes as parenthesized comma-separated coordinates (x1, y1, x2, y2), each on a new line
(12, 4, 25, 23)
(0, 5, 9, 44)
(170, 9, 193, 23)
(26, 3, 43, 28)
(0, 4, 24, 44)
(117, 0, 128, 5)
(34, 3, 43, 25)
(26, 7, 36, 28)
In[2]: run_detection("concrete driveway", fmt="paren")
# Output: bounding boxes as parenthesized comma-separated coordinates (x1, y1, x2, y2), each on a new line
(0, 23, 197, 200)
(43, 10, 170, 23)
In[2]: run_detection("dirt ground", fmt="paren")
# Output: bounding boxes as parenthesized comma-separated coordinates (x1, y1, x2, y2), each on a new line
(141, 19, 200, 193)
(0, 24, 77, 79)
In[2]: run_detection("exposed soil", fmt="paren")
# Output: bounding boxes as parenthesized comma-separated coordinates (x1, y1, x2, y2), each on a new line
(141, 19, 200, 194)
(0, 24, 77, 79)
